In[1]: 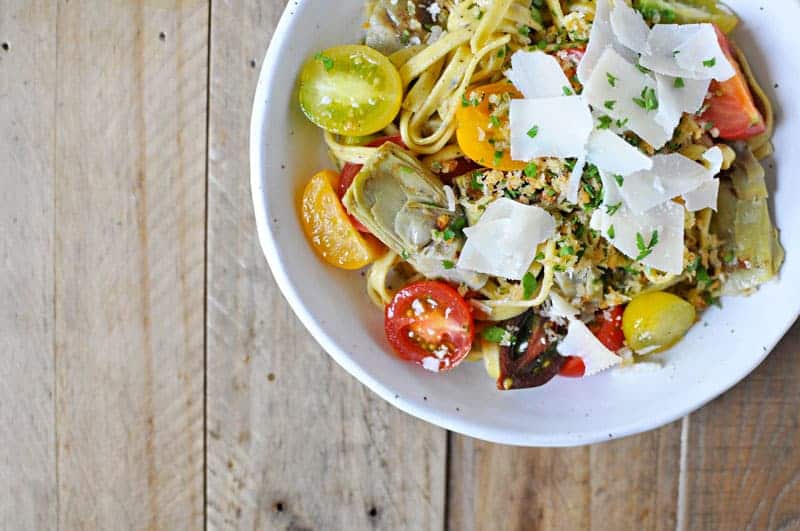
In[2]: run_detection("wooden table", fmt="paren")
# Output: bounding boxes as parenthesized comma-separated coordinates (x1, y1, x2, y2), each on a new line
(1, 1, 798, 529)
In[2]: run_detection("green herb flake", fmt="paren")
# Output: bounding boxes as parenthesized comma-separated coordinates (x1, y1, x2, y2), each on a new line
(703, 57, 716, 68)
(635, 230, 659, 261)
(470, 171, 483, 190)
(614, 174, 624, 187)
(527, 125, 539, 138)
(563, 85, 574, 96)
(559, 245, 575, 257)
(674, 76, 685, 88)
(605, 202, 622, 215)
(524, 162, 538, 177)
(597, 115, 613, 130)
(314, 52, 334, 71)
(442, 228, 456, 241)
(608, 225, 616, 239)
(442, 260, 456, 270)
(636, 63, 651, 74)
(522, 272, 538, 300)
(494, 150, 504, 166)
(519, 25, 531, 36)
(482, 326, 512, 344)
(616, 117, 629, 129)
(400, 250, 410, 260)
(604, 100, 617, 110)
(633, 87, 658, 112)
(535, 252, 546, 261)
(607, 72, 618, 87)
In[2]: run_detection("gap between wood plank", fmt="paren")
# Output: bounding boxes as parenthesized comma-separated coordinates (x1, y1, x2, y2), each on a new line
(203, 1, 214, 530)
(677, 415, 690, 531)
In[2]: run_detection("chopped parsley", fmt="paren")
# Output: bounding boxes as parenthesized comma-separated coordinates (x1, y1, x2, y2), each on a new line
(522, 272, 538, 300)
(442, 228, 456, 241)
(524, 162, 538, 177)
(470, 171, 483, 190)
(494, 150, 504, 166)
(519, 25, 531, 36)
(527, 125, 539, 138)
(703, 57, 717, 68)
(534, 252, 546, 261)
(563, 85, 574, 96)
(482, 326, 514, 344)
(635, 230, 659, 261)
(633, 87, 658, 112)
(314, 52, 334, 71)
(597, 115, 613, 130)
(400, 30, 411, 45)
(559, 245, 575, 257)
(605, 202, 622, 215)
(674, 76, 685, 88)
(608, 225, 616, 239)
(616, 117, 629, 129)
(635, 63, 651, 74)
(606, 72, 618, 87)
(489, 115, 501, 128)
(441, 260, 456, 270)
(400, 250, 410, 260)
(604, 100, 617, 110)
(614, 174, 624, 187)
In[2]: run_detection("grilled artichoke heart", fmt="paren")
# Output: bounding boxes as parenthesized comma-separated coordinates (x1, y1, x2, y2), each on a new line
(343, 143, 486, 288)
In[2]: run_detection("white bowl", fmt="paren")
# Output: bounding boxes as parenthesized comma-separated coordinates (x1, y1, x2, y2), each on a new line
(251, 0, 800, 446)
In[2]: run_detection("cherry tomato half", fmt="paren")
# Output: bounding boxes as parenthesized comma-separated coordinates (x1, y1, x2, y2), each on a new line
(589, 305, 626, 352)
(299, 45, 402, 136)
(559, 356, 586, 378)
(700, 26, 766, 141)
(385, 281, 474, 373)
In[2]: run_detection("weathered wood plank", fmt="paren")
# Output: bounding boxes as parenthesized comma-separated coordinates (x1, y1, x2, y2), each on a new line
(0, 2, 58, 529)
(205, 1, 447, 529)
(53, 1, 208, 528)
(448, 423, 682, 531)
(685, 320, 800, 530)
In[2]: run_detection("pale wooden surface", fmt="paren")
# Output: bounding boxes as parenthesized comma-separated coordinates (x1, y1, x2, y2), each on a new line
(1, 0, 798, 530)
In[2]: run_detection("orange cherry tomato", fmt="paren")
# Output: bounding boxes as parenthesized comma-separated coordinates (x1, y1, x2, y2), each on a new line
(456, 82, 527, 171)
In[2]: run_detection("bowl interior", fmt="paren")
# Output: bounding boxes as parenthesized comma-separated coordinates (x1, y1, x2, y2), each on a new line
(251, 0, 800, 446)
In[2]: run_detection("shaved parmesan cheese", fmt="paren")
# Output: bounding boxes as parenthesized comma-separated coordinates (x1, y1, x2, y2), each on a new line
(683, 146, 723, 211)
(654, 73, 711, 132)
(549, 292, 579, 320)
(591, 201, 685, 274)
(585, 130, 653, 176)
(583, 48, 672, 149)
(506, 51, 571, 99)
(610, 0, 650, 53)
(510, 96, 593, 161)
(566, 153, 587, 204)
(458, 198, 556, 280)
(618, 153, 710, 214)
(683, 179, 720, 211)
(577, 0, 637, 85)
(599, 169, 623, 206)
(557, 319, 621, 376)
(640, 24, 735, 81)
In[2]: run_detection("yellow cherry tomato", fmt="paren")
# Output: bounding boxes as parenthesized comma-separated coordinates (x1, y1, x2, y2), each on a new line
(298, 45, 403, 136)
(622, 292, 697, 355)
(456, 82, 527, 171)
(300, 170, 386, 270)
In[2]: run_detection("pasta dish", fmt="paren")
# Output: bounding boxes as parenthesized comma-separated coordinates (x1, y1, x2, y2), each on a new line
(295, 0, 783, 390)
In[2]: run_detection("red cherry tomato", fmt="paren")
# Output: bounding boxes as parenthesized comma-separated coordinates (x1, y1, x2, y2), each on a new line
(559, 356, 586, 378)
(589, 305, 626, 352)
(384, 281, 474, 372)
(700, 26, 766, 141)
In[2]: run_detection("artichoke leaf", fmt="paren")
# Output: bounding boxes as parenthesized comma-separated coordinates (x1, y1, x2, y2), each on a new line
(343, 143, 487, 289)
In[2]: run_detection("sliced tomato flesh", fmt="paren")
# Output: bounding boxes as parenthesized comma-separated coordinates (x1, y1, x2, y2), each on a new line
(589, 305, 626, 352)
(384, 281, 474, 373)
(559, 356, 586, 378)
(700, 26, 766, 141)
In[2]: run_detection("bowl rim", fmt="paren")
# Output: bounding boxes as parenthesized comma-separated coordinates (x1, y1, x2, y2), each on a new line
(249, 0, 800, 447)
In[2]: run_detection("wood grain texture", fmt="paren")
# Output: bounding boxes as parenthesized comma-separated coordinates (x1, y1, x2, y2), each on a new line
(448, 423, 682, 531)
(53, 1, 208, 528)
(685, 320, 800, 530)
(0, 2, 58, 529)
(205, 1, 446, 529)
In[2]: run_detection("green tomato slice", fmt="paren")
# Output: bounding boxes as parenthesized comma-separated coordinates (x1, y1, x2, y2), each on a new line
(298, 45, 403, 137)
